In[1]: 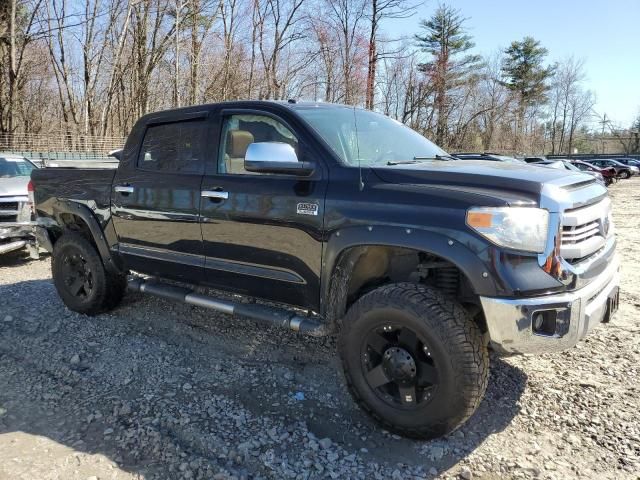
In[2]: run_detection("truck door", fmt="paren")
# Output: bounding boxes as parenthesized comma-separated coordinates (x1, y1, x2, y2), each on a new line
(111, 113, 211, 283)
(199, 109, 327, 311)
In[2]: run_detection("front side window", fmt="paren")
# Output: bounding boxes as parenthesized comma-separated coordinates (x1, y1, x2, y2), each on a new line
(219, 114, 299, 175)
(138, 120, 207, 174)
(296, 106, 447, 167)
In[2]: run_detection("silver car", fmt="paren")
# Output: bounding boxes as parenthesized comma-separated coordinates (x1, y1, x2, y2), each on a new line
(0, 155, 40, 256)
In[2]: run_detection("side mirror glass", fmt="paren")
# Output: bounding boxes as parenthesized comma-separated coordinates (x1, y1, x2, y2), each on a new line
(244, 142, 314, 176)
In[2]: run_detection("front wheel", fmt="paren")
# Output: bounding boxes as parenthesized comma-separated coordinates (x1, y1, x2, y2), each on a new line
(339, 283, 488, 439)
(620, 170, 631, 179)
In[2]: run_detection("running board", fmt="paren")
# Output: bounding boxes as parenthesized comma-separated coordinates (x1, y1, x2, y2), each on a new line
(127, 277, 328, 337)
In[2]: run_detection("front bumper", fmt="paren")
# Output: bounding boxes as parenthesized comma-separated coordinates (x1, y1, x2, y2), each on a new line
(480, 255, 619, 354)
(0, 222, 50, 256)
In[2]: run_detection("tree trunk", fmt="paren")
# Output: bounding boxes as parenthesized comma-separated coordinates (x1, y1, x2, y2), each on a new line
(7, 0, 17, 146)
(365, 1, 377, 110)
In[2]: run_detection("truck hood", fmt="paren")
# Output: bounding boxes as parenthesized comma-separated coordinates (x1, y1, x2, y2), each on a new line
(0, 176, 30, 197)
(372, 160, 594, 199)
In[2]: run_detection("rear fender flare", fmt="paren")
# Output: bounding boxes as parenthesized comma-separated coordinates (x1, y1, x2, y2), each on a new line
(50, 200, 123, 275)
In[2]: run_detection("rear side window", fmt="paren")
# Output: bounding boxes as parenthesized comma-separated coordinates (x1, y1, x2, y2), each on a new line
(138, 120, 207, 174)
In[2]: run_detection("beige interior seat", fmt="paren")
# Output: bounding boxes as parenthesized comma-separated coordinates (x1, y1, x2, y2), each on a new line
(225, 130, 254, 174)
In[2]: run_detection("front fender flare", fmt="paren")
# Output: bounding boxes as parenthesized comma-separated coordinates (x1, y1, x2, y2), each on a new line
(320, 225, 497, 321)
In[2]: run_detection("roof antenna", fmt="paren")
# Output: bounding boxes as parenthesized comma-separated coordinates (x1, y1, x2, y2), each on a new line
(353, 105, 364, 191)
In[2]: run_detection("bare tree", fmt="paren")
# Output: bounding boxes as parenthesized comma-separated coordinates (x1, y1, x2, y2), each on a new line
(0, 0, 43, 142)
(548, 57, 595, 154)
(364, 0, 416, 109)
(255, 0, 307, 100)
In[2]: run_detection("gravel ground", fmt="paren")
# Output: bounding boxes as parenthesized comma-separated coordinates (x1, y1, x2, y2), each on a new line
(1, 179, 639, 480)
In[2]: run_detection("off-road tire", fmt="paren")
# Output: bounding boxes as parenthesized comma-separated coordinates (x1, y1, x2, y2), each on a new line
(52, 231, 126, 315)
(339, 283, 489, 439)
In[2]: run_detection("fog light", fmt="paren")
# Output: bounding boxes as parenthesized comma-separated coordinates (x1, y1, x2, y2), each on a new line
(532, 313, 544, 331)
(531, 310, 558, 336)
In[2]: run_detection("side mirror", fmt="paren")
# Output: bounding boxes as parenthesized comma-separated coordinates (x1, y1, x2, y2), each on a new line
(244, 142, 314, 176)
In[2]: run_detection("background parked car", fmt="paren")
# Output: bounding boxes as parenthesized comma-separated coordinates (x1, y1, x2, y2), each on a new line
(586, 159, 637, 179)
(566, 159, 617, 186)
(452, 152, 524, 163)
(614, 157, 640, 169)
(530, 159, 607, 186)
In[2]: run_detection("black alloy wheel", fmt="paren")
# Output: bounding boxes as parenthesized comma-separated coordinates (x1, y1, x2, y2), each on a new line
(362, 324, 438, 408)
(60, 250, 94, 299)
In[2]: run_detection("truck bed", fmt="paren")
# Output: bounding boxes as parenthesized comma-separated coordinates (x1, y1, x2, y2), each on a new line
(32, 167, 117, 224)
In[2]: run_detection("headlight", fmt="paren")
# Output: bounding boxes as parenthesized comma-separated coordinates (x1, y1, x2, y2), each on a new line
(466, 207, 549, 253)
(605, 210, 615, 238)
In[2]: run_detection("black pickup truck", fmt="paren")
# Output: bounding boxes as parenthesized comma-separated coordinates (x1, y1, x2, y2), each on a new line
(32, 101, 619, 439)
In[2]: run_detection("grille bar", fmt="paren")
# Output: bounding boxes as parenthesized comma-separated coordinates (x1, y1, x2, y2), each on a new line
(0, 201, 19, 211)
(560, 198, 610, 262)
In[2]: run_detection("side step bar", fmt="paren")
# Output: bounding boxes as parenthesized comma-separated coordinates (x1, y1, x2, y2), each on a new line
(127, 277, 328, 337)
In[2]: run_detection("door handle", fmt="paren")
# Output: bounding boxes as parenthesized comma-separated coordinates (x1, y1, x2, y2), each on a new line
(114, 185, 134, 194)
(201, 190, 229, 200)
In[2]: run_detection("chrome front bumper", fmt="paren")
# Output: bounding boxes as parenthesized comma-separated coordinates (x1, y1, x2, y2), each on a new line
(0, 222, 35, 240)
(0, 222, 49, 257)
(480, 256, 620, 355)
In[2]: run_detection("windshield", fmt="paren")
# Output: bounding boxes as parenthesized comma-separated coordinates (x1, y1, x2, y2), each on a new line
(562, 161, 581, 172)
(0, 157, 35, 178)
(296, 106, 447, 166)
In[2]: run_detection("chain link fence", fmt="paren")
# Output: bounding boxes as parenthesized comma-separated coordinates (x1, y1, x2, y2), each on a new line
(0, 132, 125, 166)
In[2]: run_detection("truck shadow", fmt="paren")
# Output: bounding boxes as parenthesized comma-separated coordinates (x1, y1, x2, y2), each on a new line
(0, 249, 50, 269)
(0, 278, 527, 479)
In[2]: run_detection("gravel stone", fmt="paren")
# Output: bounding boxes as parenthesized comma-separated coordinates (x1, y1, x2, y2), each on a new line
(319, 437, 332, 449)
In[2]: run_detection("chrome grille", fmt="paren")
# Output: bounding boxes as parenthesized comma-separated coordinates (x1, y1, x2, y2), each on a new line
(0, 201, 19, 211)
(0, 200, 26, 223)
(560, 198, 610, 263)
(562, 221, 600, 244)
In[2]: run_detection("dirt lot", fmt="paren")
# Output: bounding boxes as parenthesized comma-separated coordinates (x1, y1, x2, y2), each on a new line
(1, 179, 639, 480)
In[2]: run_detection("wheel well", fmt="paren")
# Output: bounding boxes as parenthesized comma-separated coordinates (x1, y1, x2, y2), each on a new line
(51, 213, 94, 246)
(327, 246, 485, 332)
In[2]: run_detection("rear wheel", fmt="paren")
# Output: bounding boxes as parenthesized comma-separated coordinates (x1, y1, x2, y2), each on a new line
(52, 232, 126, 315)
(339, 283, 488, 439)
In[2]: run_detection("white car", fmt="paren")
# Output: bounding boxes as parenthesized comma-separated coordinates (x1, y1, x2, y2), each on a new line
(0, 155, 39, 256)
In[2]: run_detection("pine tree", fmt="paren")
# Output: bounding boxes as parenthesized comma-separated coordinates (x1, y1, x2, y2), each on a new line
(415, 4, 481, 146)
(502, 37, 554, 150)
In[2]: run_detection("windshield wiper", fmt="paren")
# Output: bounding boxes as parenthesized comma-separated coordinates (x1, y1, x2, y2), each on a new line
(387, 154, 458, 165)
(413, 154, 458, 161)
(386, 160, 425, 165)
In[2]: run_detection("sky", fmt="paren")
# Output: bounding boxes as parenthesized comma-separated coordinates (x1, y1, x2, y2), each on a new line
(384, 0, 640, 128)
